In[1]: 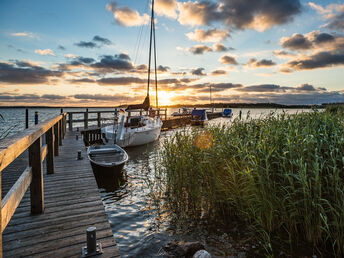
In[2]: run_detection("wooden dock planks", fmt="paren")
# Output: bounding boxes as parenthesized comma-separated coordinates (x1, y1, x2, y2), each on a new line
(1, 131, 120, 257)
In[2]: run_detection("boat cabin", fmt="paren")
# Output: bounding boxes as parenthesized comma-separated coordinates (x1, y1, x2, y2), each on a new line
(223, 108, 232, 117)
(190, 109, 208, 125)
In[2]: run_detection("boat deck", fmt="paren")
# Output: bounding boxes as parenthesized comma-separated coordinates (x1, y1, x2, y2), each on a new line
(1, 131, 121, 257)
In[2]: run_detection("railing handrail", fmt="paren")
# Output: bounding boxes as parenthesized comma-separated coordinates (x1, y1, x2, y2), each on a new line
(0, 113, 66, 173)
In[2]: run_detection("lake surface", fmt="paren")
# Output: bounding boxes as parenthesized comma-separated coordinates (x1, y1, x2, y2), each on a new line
(0, 107, 313, 257)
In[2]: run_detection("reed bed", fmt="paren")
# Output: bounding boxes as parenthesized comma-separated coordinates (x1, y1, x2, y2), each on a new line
(151, 107, 344, 256)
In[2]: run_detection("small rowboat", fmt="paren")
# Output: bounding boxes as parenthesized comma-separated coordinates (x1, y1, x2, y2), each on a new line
(87, 144, 128, 181)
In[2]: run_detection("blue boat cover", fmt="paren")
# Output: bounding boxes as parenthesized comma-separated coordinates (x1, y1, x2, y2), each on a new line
(223, 109, 232, 115)
(191, 109, 206, 120)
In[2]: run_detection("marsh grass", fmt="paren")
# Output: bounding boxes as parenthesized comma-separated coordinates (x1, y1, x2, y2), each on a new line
(150, 108, 344, 256)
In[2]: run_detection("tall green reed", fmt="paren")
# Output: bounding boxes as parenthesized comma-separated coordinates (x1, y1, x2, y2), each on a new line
(151, 109, 344, 256)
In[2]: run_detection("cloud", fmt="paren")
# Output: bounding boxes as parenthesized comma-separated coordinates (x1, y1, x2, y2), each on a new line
(106, 1, 149, 26)
(220, 55, 238, 65)
(11, 32, 36, 38)
(246, 58, 276, 68)
(213, 43, 230, 52)
(273, 50, 296, 59)
(65, 54, 77, 59)
(68, 78, 96, 84)
(58, 45, 66, 51)
(186, 28, 229, 43)
(155, 0, 177, 18)
(210, 69, 228, 76)
(236, 84, 288, 92)
(97, 76, 145, 85)
(7, 44, 25, 53)
(283, 51, 344, 71)
(0, 61, 62, 84)
(281, 34, 313, 50)
(35, 49, 55, 56)
(189, 45, 213, 55)
(177, 0, 301, 31)
(309, 2, 344, 32)
(93, 35, 112, 45)
(191, 67, 206, 76)
(74, 41, 98, 48)
(91, 55, 134, 71)
(296, 83, 317, 91)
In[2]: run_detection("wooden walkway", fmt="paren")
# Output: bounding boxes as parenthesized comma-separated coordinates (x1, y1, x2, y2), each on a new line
(1, 131, 120, 257)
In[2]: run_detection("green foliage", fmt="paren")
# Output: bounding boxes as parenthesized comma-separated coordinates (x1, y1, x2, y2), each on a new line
(152, 111, 344, 256)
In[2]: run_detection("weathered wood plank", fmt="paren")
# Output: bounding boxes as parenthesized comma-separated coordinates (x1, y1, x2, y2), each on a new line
(1, 166, 32, 232)
(40, 144, 47, 163)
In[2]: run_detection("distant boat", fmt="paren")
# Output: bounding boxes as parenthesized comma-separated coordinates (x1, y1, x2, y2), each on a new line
(190, 109, 208, 126)
(101, 0, 162, 147)
(87, 144, 128, 178)
(222, 108, 233, 118)
(171, 107, 191, 116)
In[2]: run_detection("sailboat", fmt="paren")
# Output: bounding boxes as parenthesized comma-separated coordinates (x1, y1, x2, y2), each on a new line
(102, 0, 162, 147)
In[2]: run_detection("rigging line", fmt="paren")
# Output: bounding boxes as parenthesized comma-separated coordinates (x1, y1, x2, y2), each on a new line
(133, 0, 150, 64)
(147, 0, 155, 97)
(153, 10, 158, 109)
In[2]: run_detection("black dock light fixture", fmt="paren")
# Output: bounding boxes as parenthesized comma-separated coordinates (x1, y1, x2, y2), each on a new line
(81, 227, 103, 257)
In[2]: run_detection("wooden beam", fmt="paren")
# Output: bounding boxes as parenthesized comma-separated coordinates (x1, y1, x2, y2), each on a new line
(45, 127, 54, 174)
(41, 144, 47, 163)
(54, 123, 59, 156)
(1, 166, 32, 232)
(0, 114, 64, 172)
(58, 121, 62, 146)
(29, 137, 44, 214)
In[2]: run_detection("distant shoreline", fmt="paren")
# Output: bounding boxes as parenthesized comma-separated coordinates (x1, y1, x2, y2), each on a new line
(0, 102, 342, 109)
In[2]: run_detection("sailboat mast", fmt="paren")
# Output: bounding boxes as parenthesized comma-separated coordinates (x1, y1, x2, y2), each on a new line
(147, 0, 156, 105)
(153, 10, 158, 109)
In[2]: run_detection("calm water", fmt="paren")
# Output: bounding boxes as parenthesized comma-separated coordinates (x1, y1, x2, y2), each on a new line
(0, 107, 312, 257)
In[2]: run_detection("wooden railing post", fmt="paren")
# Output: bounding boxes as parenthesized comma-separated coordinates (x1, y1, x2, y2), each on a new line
(97, 112, 101, 127)
(54, 122, 59, 156)
(46, 127, 54, 174)
(29, 137, 44, 214)
(58, 120, 62, 146)
(69, 113, 73, 131)
(84, 110, 88, 129)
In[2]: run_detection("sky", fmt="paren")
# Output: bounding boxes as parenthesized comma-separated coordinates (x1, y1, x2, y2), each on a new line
(0, 0, 343, 107)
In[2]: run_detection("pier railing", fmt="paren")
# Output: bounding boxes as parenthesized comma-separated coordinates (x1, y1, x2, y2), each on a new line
(67, 108, 168, 131)
(0, 112, 67, 256)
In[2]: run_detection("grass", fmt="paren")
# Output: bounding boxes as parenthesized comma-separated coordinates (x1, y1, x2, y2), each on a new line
(150, 107, 344, 257)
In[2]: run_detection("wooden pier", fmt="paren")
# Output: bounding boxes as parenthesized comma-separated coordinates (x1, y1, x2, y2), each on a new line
(0, 114, 120, 257)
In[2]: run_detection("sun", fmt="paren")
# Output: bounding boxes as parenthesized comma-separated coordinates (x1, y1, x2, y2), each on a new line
(152, 91, 174, 106)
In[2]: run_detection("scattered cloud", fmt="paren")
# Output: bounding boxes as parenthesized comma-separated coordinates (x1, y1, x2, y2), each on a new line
(186, 28, 229, 43)
(309, 2, 344, 32)
(11, 32, 37, 38)
(91, 54, 134, 71)
(273, 50, 296, 59)
(213, 43, 231, 52)
(106, 1, 149, 26)
(189, 45, 213, 55)
(220, 55, 238, 65)
(210, 69, 228, 76)
(58, 45, 66, 51)
(7, 44, 25, 53)
(34, 49, 55, 56)
(155, 0, 177, 18)
(74, 41, 98, 48)
(93, 35, 112, 45)
(246, 58, 276, 68)
(191, 67, 206, 76)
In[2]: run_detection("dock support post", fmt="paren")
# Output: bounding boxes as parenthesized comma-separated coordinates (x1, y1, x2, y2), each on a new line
(84, 109, 88, 129)
(54, 122, 59, 156)
(29, 137, 44, 214)
(25, 108, 29, 129)
(34, 112, 39, 125)
(97, 112, 101, 127)
(69, 113, 73, 131)
(165, 109, 167, 121)
(59, 120, 62, 146)
(46, 127, 55, 174)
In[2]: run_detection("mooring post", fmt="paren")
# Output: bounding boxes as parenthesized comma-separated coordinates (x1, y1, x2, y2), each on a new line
(29, 137, 44, 214)
(81, 227, 102, 257)
(97, 112, 101, 127)
(69, 113, 73, 131)
(165, 109, 167, 121)
(60, 108, 63, 114)
(46, 127, 55, 174)
(84, 109, 88, 129)
(54, 122, 59, 156)
(25, 108, 29, 129)
(34, 111, 39, 125)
